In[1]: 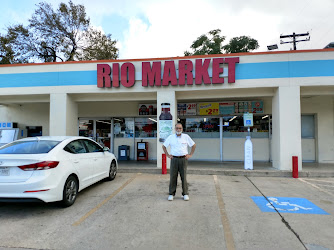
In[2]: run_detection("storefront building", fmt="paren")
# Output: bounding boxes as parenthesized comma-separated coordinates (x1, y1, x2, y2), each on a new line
(1, 49, 334, 171)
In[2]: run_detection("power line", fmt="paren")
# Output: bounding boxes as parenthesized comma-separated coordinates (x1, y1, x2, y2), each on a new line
(280, 32, 310, 50)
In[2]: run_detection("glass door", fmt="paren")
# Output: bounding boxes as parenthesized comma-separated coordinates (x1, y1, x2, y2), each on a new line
(79, 119, 112, 148)
(96, 120, 112, 148)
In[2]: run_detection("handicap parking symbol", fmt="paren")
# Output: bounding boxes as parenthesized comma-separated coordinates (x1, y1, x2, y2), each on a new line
(251, 196, 329, 214)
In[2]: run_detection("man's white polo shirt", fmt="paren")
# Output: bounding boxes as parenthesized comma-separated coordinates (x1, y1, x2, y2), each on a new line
(163, 133, 195, 156)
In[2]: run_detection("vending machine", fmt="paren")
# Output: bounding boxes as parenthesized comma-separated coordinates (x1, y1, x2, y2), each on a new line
(137, 142, 148, 161)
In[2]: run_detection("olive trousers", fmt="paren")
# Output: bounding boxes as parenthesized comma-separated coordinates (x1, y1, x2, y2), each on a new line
(169, 157, 188, 196)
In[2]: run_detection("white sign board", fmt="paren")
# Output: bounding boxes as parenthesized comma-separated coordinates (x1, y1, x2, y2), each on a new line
(243, 113, 254, 127)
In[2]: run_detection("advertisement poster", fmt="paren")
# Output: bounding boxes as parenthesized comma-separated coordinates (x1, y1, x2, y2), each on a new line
(199, 103, 219, 115)
(159, 120, 173, 142)
(177, 104, 187, 116)
(186, 103, 197, 115)
(159, 103, 173, 142)
(251, 101, 264, 113)
(178, 103, 197, 116)
(219, 102, 235, 115)
(138, 104, 157, 115)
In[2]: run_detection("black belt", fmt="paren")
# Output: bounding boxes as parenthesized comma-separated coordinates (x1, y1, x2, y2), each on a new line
(173, 155, 186, 158)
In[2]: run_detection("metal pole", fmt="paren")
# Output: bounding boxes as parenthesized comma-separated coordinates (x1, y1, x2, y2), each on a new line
(220, 117, 223, 162)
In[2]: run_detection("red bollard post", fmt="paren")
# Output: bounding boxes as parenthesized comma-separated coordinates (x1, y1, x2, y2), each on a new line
(292, 156, 298, 178)
(162, 154, 167, 174)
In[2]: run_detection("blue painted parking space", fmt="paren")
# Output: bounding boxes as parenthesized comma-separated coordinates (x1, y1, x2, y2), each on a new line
(251, 196, 329, 214)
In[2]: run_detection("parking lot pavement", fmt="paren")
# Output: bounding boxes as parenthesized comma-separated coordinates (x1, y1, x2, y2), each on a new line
(0, 174, 333, 250)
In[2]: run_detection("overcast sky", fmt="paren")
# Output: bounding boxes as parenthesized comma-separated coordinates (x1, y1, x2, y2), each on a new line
(1, 0, 333, 60)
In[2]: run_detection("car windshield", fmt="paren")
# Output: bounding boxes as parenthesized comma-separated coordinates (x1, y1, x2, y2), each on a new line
(0, 140, 60, 154)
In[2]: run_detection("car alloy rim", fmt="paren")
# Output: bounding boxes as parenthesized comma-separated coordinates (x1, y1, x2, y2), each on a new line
(66, 180, 77, 202)
(111, 162, 116, 177)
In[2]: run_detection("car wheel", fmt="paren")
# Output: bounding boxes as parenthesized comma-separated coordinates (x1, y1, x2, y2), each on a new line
(61, 176, 78, 207)
(107, 161, 117, 181)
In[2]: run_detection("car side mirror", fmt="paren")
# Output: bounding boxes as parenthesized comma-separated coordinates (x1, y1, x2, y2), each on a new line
(103, 147, 110, 152)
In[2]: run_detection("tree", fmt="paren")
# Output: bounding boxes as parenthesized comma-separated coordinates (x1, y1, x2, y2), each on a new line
(78, 28, 118, 61)
(223, 36, 259, 53)
(1, 1, 118, 63)
(0, 34, 15, 64)
(184, 29, 225, 56)
(184, 29, 259, 56)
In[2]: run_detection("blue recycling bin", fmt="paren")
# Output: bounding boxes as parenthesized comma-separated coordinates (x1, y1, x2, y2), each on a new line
(118, 145, 130, 161)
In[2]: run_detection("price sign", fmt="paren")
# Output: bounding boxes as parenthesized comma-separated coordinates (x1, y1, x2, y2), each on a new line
(186, 103, 197, 115)
(199, 103, 219, 115)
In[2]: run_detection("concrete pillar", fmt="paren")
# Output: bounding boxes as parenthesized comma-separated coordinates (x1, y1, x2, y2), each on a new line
(49, 93, 78, 136)
(272, 86, 302, 170)
(157, 91, 176, 169)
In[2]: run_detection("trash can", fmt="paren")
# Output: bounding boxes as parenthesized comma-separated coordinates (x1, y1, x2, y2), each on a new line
(118, 145, 130, 161)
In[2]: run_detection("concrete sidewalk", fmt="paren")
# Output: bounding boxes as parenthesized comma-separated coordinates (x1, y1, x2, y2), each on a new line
(118, 160, 334, 178)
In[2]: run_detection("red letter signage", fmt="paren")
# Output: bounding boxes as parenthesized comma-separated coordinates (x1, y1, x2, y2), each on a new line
(162, 61, 177, 86)
(179, 60, 193, 85)
(112, 63, 120, 87)
(212, 58, 225, 84)
(121, 63, 135, 88)
(195, 59, 211, 85)
(97, 64, 111, 88)
(142, 61, 161, 86)
(97, 57, 239, 88)
(225, 57, 239, 83)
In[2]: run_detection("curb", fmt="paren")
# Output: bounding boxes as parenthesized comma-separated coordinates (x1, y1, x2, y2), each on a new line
(118, 168, 334, 178)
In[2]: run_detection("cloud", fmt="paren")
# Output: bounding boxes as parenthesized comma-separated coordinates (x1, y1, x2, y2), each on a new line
(2, 0, 334, 59)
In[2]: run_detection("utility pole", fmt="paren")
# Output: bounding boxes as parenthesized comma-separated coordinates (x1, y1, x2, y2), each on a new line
(280, 32, 310, 50)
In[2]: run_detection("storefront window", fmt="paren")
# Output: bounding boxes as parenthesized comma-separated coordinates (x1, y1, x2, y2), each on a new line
(135, 118, 157, 138)
(79, 120, 94, 138)
(223, 115, 269, 138)
(114, 118, 134, 138)
(180, 118, 220, 138)
(96, 120, 111, 147)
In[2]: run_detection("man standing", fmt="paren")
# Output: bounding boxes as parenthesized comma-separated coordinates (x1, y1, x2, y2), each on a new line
(162, 123, 196, 201)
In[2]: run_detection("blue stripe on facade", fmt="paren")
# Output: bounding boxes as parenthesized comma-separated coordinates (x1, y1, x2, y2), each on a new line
(0, 71, 96, 88)
(235, 60, 334, 79)
(1, 60, 334, 88)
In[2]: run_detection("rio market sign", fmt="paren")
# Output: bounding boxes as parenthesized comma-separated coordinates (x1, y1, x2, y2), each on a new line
(97, 57, 239, 88)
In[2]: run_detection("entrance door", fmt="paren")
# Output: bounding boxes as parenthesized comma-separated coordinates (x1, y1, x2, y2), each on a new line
(96, 120, 112, 148)
(301, 115, 316, 162)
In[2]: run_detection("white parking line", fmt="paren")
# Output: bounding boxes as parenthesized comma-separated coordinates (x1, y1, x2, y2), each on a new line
(302, 179, 334, 184)
(299, 178, 334, 197)
(72, 173, 140, 226)
(315, 184, 334, 188)
(213, 175, 235, 250)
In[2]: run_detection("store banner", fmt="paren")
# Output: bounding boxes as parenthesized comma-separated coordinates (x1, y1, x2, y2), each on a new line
(199, 103, 219, 115)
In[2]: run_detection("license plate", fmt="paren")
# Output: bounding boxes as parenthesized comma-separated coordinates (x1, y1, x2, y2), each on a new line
(0, 167, 9, 176)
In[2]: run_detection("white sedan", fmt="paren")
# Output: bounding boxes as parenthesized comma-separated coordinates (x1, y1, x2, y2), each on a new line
(0, 136, 118, 207)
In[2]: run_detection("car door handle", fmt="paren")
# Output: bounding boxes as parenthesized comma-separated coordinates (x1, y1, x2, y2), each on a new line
(93, 158, 98, 161)
(73, 161, 79, 163)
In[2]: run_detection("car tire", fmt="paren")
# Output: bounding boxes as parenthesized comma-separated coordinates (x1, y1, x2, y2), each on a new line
(61, 176, 78, 207)
(106, 161, 117, 181)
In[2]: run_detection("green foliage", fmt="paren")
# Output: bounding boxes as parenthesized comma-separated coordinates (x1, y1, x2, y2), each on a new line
(78, 28, 119, 61)
(184, 29, 259, 56)
(223, 36, 259, 53)
(0, 1, 118, 64)
(184, 29, 225, 56)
